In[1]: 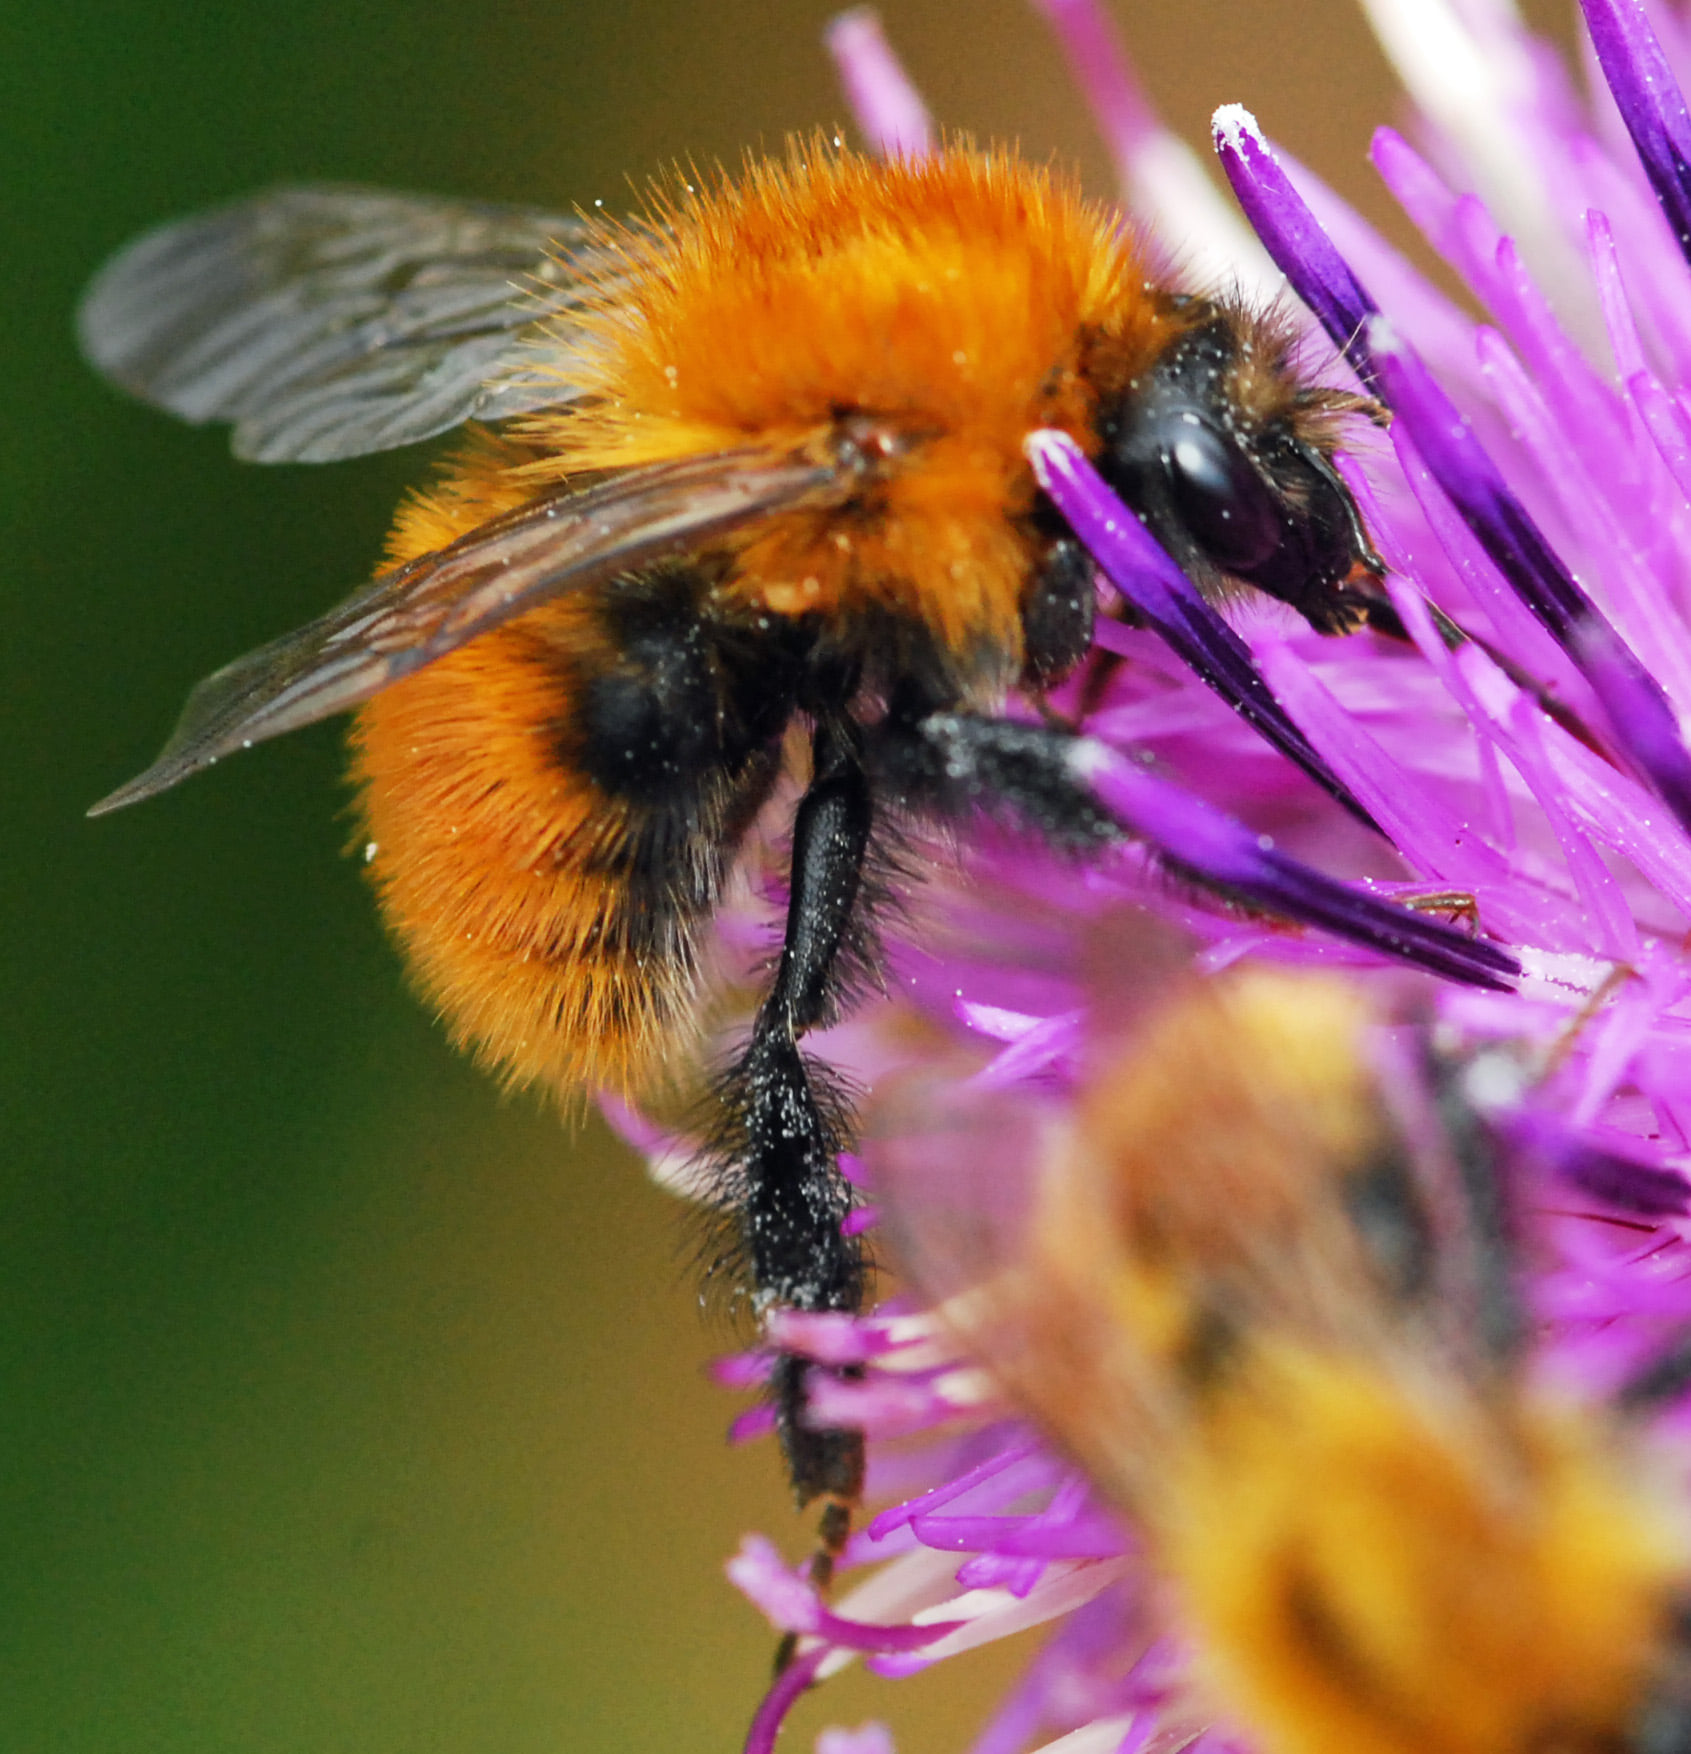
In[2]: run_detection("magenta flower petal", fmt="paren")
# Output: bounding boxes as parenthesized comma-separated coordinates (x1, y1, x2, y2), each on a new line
(729, 1404, 778, 1444)
(1213, 100, 1691, 842)
(866, 1441, 1049, 1541)
(906, 1513, 1125, 1561)
(1251, 639, 1512, 887)
(1366, 327, 1585, 639)
(745, 1646, 828, 1754)
(823, 8, 933, 159)
(1212, 105, 1379, 386)
(1365, 318, 1691, 833)
(1026, 429, 1380, 829)
(1570, 615, 1691, 830)
(729, 1534, 966, 1651)
(1075, 741, 1519, 989)
(767, 1309, 897, 1366)
(1506, 1108, 1691, 1216)
(816, 1727, 896, 1754)
(1581, 0, 1691, 260)
(702, 12, 1691, 1753)
(1026, 0, 1160, 179)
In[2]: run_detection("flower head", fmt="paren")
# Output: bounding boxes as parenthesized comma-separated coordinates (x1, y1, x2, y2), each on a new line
(612, 4, 1691, 1750)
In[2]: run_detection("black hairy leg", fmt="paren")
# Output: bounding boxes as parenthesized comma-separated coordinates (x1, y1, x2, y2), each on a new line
(868, 707, 1122, 853)
(706, 717, 876, 1644)
(1019, 509, 1097, 692)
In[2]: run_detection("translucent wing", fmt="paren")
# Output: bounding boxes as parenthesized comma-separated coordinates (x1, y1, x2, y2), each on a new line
(90, 441, 866, 815)
(77, 184, 636, 462)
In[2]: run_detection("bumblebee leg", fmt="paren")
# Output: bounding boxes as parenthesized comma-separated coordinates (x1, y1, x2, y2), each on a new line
(869, 708, 1118, 851)
(715, 718, 872, 1623)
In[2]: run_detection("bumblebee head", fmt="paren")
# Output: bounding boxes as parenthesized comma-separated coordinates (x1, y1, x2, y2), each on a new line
(1097, 307, 1384, 634)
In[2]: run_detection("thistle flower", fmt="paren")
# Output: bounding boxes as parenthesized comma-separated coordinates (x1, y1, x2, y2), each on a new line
(615, 3, 1691, 1750)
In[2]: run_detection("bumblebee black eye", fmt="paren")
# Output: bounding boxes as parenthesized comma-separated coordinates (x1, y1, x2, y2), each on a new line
(1161, 417, 1283, 574)
(1095, 309, 1382, 635)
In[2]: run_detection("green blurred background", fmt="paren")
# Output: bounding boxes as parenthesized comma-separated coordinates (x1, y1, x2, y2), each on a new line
(2, 2, 1574, 1750)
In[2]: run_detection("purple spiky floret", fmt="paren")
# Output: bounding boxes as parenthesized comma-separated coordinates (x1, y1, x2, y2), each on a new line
(822, 10, 932, 160)
(1072, 736, 1515, 989)
(1211, 104, 1380, 386)
(1025, 0, 1160, 189)
(601, 6, 1691, 1753)
(1216, 100, 1691, 840)
(1581, 0, 1691, 259)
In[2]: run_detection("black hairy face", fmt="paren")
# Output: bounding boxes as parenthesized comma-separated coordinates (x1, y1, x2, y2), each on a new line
(1096, 311, 1382, 634)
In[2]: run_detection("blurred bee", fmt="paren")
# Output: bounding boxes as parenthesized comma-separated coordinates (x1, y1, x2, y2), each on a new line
(80, 142, 1410, 1562)
(876, 951, 1691, 1754)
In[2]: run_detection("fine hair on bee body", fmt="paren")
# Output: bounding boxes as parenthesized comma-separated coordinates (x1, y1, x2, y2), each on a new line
(877, 944, 1691, 1754)
(79, 137, 1412, 1569)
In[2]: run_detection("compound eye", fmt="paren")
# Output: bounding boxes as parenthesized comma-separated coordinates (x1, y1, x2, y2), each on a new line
(1163, 420, 1283, 574)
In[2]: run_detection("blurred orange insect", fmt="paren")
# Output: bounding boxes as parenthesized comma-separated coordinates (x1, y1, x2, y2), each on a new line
(878, 949, 1691, 1754)
(80, 141, 1395, 1559)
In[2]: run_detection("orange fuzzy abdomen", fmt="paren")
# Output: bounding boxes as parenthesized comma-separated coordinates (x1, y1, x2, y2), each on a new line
(351, 449, 718, 1099)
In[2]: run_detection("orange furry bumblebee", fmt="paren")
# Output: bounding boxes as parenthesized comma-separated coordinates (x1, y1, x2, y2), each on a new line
(878, 958, 1691, 1754)
(80, 143, 1394, 1544)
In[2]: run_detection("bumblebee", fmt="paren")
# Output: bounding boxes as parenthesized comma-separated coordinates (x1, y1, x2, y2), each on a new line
(81, 142, 1474, 1557)
(877, 948, 1691, 1754)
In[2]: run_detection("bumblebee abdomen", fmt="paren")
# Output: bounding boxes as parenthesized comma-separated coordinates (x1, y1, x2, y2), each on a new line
(352, 612, 707, 1098)
(353, 451, 786, 1100)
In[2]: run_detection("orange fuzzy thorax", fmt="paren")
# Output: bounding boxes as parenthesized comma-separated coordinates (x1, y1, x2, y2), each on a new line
(351, 146, 1168, 1102)
(526, 142, 1164, 668)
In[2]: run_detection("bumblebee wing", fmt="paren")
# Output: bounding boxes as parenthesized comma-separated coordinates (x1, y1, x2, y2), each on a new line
(77, 184, 636, 462)
(90, 443, 856, 815)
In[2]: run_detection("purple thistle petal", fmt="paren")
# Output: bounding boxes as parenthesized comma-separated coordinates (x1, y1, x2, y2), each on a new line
(1367, 316, 1691, 833)
(816, 1727, 896, 1754)
(1073, 740, 1519, 989)
(1277, 145, 1477, 385)
(1573, 130, 1691, 382)
(842, 1205, 880, 1238)
(1033, 3, 1270, 289)
(907, 1513, 1125, 1562)
(1469, 326, 1691, 709)
(823, 9, 933, 159)
(1214, 99, 1691, 835)
(1025, 429, 1380, 830)
(867, 1442, 1049, 1541)
(810, 1607, 967, 1655)
(806, 1370, 960, 1435)
(744, 1645, 828, 1754)
(695, 16, 1691, 1749)
(1496, 693, 1641, 959)
(1581, 0, 1691, 260)
(1571, 616, 1691, 829)
(1026, 0, 1160, 179)
(1385, 426, 1591, 702)
(713, 1348, 775, 1389)
(1250, 639, 1514, 887)
(1510, 1108, 1691, 1215)
(729, 1535, 965, 1652)
(729, 1404, 778, 1443)
(768, 1309, 897, 1365)
(1212, 105, 1379, 387)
